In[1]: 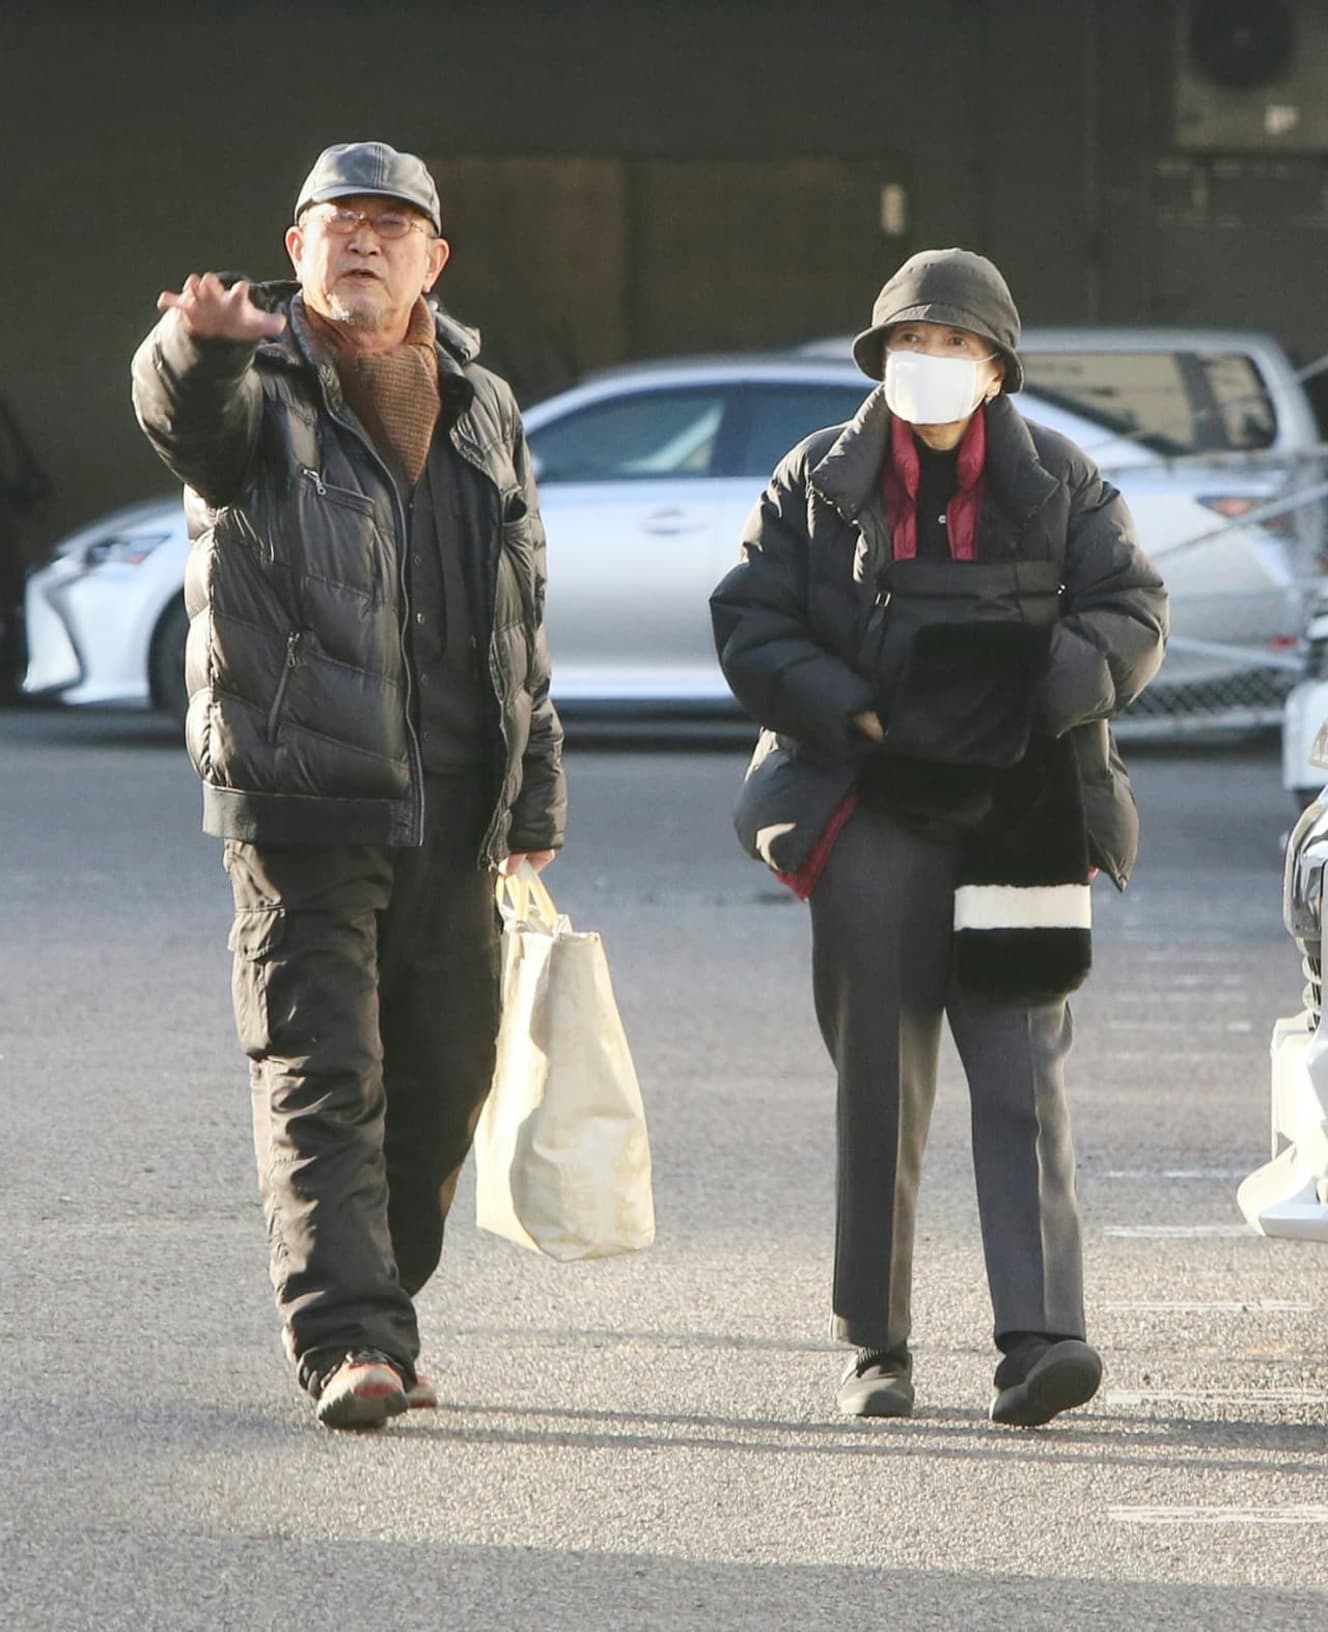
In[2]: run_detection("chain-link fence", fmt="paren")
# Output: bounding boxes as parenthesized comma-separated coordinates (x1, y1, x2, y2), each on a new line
(1029, 341, 1328, 740)
(1104, 445, 1328, 739)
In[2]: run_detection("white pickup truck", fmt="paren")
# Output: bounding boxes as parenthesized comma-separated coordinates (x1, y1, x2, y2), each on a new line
(1238, 767, 1328, 1241)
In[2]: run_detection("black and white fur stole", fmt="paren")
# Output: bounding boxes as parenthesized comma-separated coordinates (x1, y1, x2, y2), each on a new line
(953, 732, 1092, 1005)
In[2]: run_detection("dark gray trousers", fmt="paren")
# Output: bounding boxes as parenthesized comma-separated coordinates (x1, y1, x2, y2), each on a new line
(223, 773, 501, 1394)
(809, 802, 1086, 1354)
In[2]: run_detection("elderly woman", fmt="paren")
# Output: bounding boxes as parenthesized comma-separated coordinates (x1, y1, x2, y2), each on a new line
(710, 249, 1167, 1426)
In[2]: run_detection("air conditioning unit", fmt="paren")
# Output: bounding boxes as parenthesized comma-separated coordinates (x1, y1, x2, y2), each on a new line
(1176, 0, 1328, 149)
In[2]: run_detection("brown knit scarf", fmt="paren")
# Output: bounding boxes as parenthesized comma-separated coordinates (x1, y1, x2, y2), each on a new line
(303, 296, 440, 489)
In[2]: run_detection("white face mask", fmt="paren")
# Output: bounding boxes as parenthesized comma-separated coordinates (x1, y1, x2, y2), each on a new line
(883, 350, 995, 425)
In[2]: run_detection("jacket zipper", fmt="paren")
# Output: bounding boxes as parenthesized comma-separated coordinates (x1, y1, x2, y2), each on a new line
(318, 390, 426, 847)
(450, 428, 512, 865)
(266, 629, 302, 740)
(300, 466, 372, 510)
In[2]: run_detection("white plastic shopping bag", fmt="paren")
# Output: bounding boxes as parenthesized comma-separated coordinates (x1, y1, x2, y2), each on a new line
(473, 865, 655, 1260)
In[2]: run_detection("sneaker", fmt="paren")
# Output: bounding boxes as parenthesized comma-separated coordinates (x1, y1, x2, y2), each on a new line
(405, 1371, 439, 1410)
(989, 1338, 1102, 1427)
(837, 1347, 915, 1418)
(314, 1349, 409, 1431)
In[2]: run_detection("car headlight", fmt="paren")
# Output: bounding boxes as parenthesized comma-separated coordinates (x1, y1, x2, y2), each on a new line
(1284, 794, 1328, 941)
(82, 532, 172, 568)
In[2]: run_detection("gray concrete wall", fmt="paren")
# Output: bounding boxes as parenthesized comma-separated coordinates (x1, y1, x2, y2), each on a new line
(0, 0, 1165, 548)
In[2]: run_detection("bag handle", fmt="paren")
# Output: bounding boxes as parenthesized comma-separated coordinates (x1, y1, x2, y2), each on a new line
(497, 860, 561, 930)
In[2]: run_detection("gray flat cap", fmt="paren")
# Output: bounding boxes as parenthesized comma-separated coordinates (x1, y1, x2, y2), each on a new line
(295, 141, 441, 235)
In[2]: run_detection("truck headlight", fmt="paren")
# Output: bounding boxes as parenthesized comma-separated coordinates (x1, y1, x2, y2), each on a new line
(1284, 795, 1328, 941)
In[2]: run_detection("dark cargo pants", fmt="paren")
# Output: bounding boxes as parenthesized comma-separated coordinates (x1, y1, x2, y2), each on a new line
(809, 801, 1086, 1355)
(223, 773, 501, 1394)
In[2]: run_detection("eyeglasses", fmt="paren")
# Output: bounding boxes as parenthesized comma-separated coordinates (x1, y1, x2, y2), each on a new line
(308, 205, 433, 240)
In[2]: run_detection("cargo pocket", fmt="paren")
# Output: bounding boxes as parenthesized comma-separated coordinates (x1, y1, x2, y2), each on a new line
(227, 907, 286, 1059)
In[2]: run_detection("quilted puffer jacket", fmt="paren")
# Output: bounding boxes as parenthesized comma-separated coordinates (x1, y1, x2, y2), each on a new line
(710, 390, 1168, 888)
(131, 284, 565, 862)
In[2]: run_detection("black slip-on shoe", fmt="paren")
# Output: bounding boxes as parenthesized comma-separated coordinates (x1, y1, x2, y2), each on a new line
(989, 1338, 1102, 1427)
(314, 1349, 410, 1431)
(837, 1347, 915, 1418)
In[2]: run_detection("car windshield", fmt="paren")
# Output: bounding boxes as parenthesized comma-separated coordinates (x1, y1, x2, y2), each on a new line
(1020, 350, 1277, 456)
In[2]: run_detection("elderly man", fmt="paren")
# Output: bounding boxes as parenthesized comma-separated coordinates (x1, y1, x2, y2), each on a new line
(132, 142, 565, 1429)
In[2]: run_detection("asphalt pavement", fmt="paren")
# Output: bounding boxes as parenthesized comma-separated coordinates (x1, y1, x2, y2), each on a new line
(1, 707, 1325, 1630)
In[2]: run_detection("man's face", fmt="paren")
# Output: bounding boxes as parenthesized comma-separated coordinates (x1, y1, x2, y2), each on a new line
(285, 194, 450, 332)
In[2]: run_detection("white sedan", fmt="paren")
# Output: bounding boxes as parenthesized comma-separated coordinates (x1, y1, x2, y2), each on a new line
(24, 353, 1302, 721)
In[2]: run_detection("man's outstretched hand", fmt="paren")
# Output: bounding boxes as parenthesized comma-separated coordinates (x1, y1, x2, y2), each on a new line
(157, 273, 287, 342)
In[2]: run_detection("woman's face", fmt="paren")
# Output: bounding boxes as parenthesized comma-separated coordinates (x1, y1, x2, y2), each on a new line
(886, 321, 1006, 398)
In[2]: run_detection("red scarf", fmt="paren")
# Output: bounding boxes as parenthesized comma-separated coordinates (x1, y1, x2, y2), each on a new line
(775, 790, 858, 901)
(881, 408, 987, 562)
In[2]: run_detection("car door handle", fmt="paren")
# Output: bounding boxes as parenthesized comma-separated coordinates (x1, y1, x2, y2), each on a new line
(640, 508, 709, 535)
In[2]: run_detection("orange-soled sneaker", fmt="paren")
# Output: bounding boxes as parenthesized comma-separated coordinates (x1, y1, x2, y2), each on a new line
(405, 1372, 439, 1410)
(314, 1350, 409, 1431)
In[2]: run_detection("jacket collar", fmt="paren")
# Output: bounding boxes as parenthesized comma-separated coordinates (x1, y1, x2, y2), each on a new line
(811, 390, 1059, 528)
(809, 385, 891, 523)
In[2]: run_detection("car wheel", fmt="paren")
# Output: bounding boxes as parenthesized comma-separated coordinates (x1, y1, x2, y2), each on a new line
(148, 596, 189, 722)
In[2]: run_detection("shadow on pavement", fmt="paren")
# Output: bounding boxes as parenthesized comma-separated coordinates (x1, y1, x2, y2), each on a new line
(2, 701, 757, 754)
(413, 1397, 1327, 1479)
(0, 701, 183, 750)
(2, 704, 1286, 761)
(8, 1536, 1325, 1632)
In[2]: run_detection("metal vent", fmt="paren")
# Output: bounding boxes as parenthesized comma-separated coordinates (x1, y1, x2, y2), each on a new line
(1176, 0, 1328, 150)
(1189, 0, 1296, 90)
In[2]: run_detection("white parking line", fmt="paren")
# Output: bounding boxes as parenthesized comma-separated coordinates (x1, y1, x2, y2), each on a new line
(1102, 1300, 1313, 1313)
(1099, 1168, 1249, 1180)
(1164, 974, 1246, 988)
(1103, 1019, 1204, 1029)
(1101, 1052, 1251, 1062)
(1103, 1224, 1256, 1238)
(1110, 973, 1248, 987)
(1110, 1506, 1328, 1526)
(1100, 1020, 1253, 1033)
(1106, 991, 1245, 1004)
(1108, 1389, 1325, 1406)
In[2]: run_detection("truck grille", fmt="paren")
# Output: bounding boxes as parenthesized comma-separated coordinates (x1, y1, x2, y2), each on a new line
(1303, 952, 1322, 1027)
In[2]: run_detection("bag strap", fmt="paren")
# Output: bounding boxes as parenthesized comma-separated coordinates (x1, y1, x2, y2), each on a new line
(496, 861, 561, 930)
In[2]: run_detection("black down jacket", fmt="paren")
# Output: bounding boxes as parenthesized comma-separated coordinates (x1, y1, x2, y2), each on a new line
(131, 285, 565, 863)
(710, 390, 1168, 888)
